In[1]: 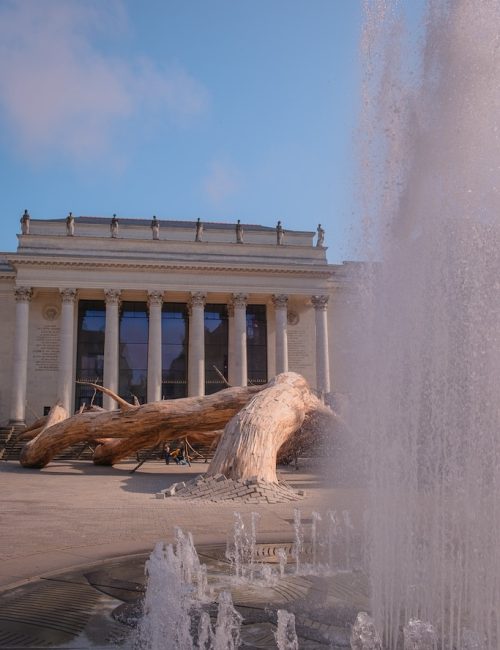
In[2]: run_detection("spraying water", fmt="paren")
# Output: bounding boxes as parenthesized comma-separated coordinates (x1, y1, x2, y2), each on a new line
(275, 610, 299, 650)
(213, 591, 242, 650)
(134, 542, 194, 650)
(292, 509, 304, 575)
(349, 0, 500, 647)
(350, 612, 382, 650)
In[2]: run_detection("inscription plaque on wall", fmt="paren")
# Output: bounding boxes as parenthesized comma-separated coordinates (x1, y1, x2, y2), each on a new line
(33, 325, 59, 372)
(287, 327, 313, 375)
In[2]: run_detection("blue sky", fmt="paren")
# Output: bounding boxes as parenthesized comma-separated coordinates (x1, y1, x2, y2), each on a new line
(0, 0, 363, 262)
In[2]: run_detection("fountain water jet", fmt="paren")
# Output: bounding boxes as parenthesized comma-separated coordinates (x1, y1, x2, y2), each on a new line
(348, 0, 500, 647)
(275, 610, 299, 650)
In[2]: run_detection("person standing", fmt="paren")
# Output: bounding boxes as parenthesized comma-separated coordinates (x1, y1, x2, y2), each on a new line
(163, 443, 172, 465)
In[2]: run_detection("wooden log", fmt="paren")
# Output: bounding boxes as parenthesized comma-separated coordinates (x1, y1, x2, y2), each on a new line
(206, 372, 332, 483)
(20, 385, 263, 468)
(17, 404, 107, 441)
(93, 429, 222, 465)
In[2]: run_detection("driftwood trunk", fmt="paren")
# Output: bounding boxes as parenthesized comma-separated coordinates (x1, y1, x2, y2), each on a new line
(19, 372, 338, 478)
(92, 429, 222, 465)
(20, 385, 262, 468)
(207, 372, 332, 482)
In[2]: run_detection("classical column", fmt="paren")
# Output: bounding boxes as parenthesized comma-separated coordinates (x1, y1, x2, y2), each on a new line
(103, 289, 121, 410)
(188, 292, 206, 396)
(227, 301, 235, 385)
(272, 294, 289, 374)
(312, 295, 331, 396)
(10, 286, 32, 424)
(147, 290, 163, 402)
(58, 288, 78, 413)
(232, 293, 248, 386)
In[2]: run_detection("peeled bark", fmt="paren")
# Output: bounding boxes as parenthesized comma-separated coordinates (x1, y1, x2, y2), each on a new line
(20, 385, 262, 468)
(207, 372, 333, 483)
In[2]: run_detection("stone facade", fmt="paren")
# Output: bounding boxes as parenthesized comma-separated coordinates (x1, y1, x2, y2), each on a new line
(0, 215, 353, 425)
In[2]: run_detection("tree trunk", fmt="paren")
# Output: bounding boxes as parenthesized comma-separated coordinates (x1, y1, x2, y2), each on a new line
(20, 385, 262, 468)
(19, 373, 338, 479)
(207, 372, 332, 483)
(92, 429, 222, 465)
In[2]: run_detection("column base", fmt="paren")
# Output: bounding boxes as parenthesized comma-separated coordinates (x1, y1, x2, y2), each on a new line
(8, 420, 26, 429)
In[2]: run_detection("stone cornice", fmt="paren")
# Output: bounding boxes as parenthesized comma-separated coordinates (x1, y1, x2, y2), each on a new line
(6, 254, 335, 278)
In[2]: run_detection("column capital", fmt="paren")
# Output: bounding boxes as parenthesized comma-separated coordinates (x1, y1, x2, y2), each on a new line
(104, 288, 121, 305)
(60, 288, 78, 304)
(311, 295, 329, 311)
(14, 286, 33, 303)
(189, 292, 206, 309)
(147, 290, 164, 308)
(231, 293, 248, 309)
(272, 294, 288, 310)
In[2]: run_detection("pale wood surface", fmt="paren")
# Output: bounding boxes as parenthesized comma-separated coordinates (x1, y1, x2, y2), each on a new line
(207, 372, 332, 483)
(20, 385, 262, 468)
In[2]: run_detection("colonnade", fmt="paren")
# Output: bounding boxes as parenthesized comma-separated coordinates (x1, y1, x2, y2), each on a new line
(9, 287, 331, 423)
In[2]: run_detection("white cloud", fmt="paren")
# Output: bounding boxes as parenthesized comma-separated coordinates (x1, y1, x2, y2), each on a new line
(0, 0, 209, 163)
(202, 160, 242, 205)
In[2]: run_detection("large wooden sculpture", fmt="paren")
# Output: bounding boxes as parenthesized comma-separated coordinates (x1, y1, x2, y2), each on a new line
(19, 372, 337, 479)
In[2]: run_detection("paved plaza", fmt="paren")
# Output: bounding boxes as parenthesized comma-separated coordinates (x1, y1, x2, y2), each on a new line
(0, 459, 367, 648)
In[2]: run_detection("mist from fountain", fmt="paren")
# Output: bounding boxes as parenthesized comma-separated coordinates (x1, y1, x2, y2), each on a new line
(347, 1, 500, 648)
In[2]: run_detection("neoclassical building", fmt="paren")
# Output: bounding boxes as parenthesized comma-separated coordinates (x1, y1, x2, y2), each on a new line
(0, 214, 353, 426)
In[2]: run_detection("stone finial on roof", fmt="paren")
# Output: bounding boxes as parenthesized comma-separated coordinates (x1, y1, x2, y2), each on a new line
(276, 220, 284, 245)
(316, 224, 325, 247)
(235, 219, 244, 244)
(151, 215, 160, 240)
(66, 212, 75, 236)
(110, 214, 119, 238)
(20, 209, 30, 235)
(195, 217, 203, 242)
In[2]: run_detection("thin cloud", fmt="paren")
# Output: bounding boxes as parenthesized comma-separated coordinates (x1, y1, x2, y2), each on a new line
(0, 0, 209, 163)
(202, 160, 242, 205)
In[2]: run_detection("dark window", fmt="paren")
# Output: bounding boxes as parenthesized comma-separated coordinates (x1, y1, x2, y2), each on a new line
(162, 303, 189, 399)
(247, 305, 268, 384)
(119, 301, 148, 404)
(205, 304, 228, 394)
(75, 300, 105, 410)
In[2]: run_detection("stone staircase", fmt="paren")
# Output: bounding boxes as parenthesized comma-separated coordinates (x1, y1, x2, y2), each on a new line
(0, 427, 97, 462)
(0, 426, 24, 461)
